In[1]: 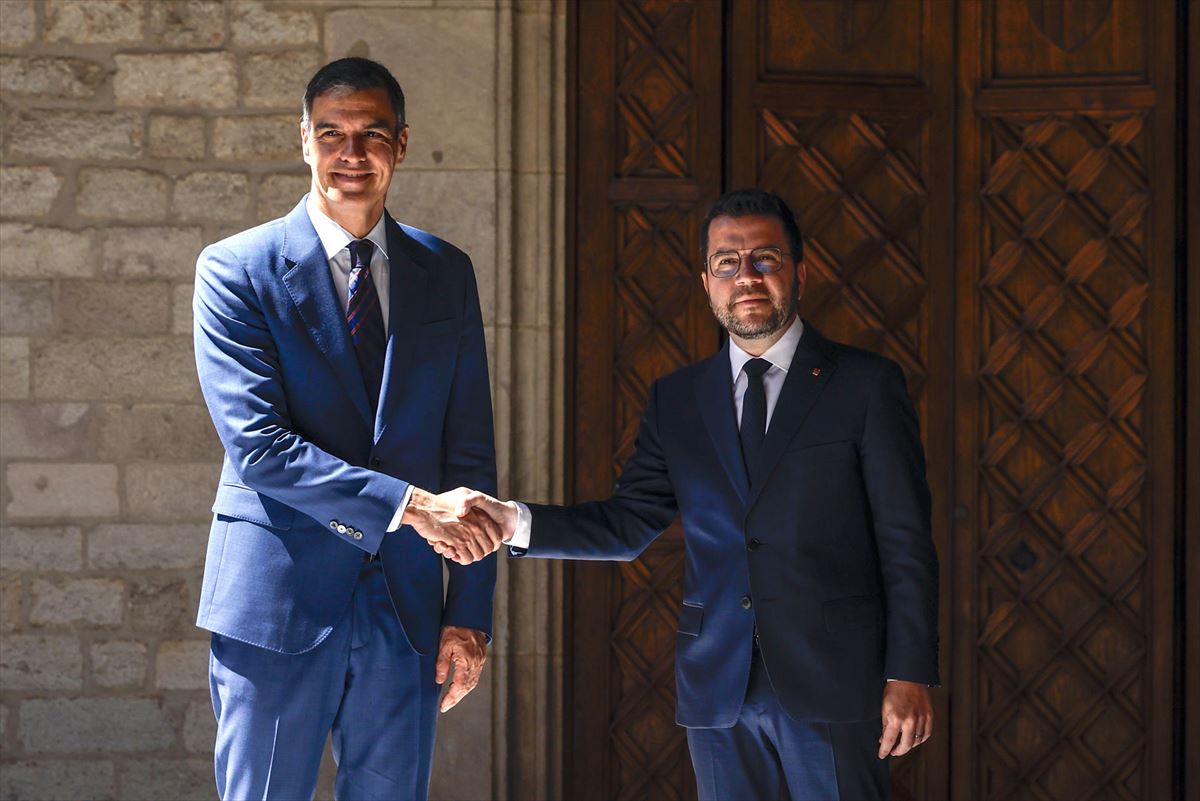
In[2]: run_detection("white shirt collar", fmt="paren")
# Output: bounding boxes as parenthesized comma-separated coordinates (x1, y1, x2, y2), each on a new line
(729, 315, 805, 381)
(305, 193, 390, 262)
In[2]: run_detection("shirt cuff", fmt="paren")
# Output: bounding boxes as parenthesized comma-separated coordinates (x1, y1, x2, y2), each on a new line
(505, 501, 532, 549)
(387, 484, 416, 533)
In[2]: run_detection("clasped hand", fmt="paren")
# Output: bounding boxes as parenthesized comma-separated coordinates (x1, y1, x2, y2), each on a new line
(404, 487, 515, 564)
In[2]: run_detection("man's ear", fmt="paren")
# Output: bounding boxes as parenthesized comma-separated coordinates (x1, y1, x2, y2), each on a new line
(394, 125, 409, 166)
(300, 122, 313, 166)
(794, 260, 807, 299)
(701, 268, 710, 296)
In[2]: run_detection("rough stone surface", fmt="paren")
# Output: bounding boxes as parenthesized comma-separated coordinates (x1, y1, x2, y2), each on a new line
(0, 337, 29, 399)
(257, 173, 309, 220)
(241, 50, 322, 108)
(0, 281, 55, 334)
(231, 1, 319, 47)
(1, 576, 21, 632)
(4, 110, 144, 160)
(174, 171, 250, 223)
(114, 52, 237, 108)
(0, 760, 117, 801)
(148, 115, 207, 160)
(19, 698, 174, 753)
(0, 526, 83, 571)
(58, 280, 171, 335)
(182, 700, 216, 752)
(0, 225, 93, 278)
(29, 578, 125, 626)
(126, 576, 194, 634)
(172, 282, 194, 335)
(0, 635, 83, 690)
(155, 639, 209, 689)
(76, 168, 171, 223)
(0, 56, 108, 100)
(89, 523, 209, 570)
(100, 226, 204, 278)
(90, 641, 147, 688)
(0, 167, 63, 218)
(44, 0, 144, 44)
(95, 403, 220, 462)
(119, 758, 214, 801)
(0, 0, 36, 47)
(31, 337, 198, 402)
(4, 463, 120, 519)
(0, 402, 93, 459)
(147, 0, 226, 47)
(125, 463, 217, 521)
(213, 115, 297, 161)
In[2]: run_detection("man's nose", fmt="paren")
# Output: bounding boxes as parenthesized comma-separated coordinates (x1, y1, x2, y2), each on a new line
(733, 255, 764, 285)
(339, 134, 367, 160)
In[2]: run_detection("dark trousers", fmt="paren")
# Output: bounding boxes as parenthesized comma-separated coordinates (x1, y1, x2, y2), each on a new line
(687, 649, 890, 801)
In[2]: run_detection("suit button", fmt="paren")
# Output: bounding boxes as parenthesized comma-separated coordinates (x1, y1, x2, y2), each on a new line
(370, 457, 382, 468)
(337, 524, 348, 534)
(330, 520, 338, 529)
(740, 595, 752, 610)
(748, 538, 761, 551)
(353, 530, 364, 540)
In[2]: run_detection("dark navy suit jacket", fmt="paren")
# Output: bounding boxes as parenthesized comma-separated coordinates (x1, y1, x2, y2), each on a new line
(521, 325, 938, 726)
(193, 197, 497, 656)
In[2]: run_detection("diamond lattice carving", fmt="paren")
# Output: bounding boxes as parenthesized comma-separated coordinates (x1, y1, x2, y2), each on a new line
(975, 112, 1150, 801)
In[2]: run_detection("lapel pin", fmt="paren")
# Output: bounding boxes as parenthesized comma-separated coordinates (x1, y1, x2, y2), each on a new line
(811, 367, 821, 377)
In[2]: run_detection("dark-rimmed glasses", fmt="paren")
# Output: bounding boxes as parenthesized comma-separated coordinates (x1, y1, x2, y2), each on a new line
(705, 246, 789, 278)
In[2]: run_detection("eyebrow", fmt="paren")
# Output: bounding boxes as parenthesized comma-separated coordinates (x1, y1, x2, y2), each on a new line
(313, 119, 393, 132)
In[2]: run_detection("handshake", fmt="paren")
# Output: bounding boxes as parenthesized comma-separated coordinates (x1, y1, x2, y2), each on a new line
(402, 487, 517, 565)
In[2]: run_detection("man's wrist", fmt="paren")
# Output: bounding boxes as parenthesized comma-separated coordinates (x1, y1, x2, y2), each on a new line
(401, 487, 434, 526)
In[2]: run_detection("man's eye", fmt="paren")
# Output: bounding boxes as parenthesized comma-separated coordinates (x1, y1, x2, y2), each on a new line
(717, 255, 738, 266)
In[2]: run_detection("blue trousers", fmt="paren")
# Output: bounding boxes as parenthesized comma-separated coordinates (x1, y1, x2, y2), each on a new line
(687, 649, 890, 801)
(209, 559, 438, 801)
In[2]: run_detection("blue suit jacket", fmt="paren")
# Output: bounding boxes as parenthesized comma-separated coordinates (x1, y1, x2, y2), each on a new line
(521, 325, 938, 726)
(193, 197, 497, 656)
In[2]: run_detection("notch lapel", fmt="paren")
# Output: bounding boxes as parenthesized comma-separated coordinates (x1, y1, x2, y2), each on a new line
(373, 215, 428, 443)
(696, 344, 750, 506)
(280, 201, 374, 428)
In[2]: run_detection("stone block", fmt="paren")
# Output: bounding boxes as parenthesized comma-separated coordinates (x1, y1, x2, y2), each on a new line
(148, 0, 226, 47)
(326, 8, 496, 170)
(0, 402, 93, 459)
(5, 109, 143, 160)
(0, 575, 20, 631)
(0, 56, 108, 99)
(76, 168, 170, 223)
(257, 173, 309, 221)
(0, 635, 82, 690)
(213, 115, 297, 162)
(182, 700, 216, 752)
(174, 172, 251, 224)
(89, 523, 209, 570)
(0, 0, 35, 47)
(231, 1, 318, 47)
(0, 281, 55, 334)
(58, 280, 171, 335)
(0, 167, 62, 218)
(31, 336, 199, 402)
(29, 578, 124, 626)
(44, 0, 142, 44)
(0, 525, 83, 571)
(19, 698, 174, 753)
(155, 638, 208, 689)
(241, 50, 322, 108)
(4, 463, 119, 519)
(127, 576, 194, 633)
(0, 760, 117, 801)
(1, 336, 29, 399)
(149, 115, 207, 160)
(386, 169, 497, 286)
(119, 759, 213, 801)
(172, 282, 193, 334)
(100, 226, 204, 278)
(0, 225, 93, 278)
(125, 462, 218, 521)
(90, 640, 147, 688)
(114, 52, 237, 109)
(95, 402, 220, 462)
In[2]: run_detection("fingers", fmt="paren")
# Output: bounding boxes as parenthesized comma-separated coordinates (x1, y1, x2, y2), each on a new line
(437, 630, 486, 713)
(878, 720, 901, 760)
(891, 722, 918, 757)
(435, 639, 454, 685)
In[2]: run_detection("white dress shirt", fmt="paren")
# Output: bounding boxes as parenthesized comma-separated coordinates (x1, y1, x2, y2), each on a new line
(506, 318, 806, 549)
(304, 197, 412, 531)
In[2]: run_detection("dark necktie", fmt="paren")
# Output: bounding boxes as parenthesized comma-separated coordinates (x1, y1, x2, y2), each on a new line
(739, 358, 771, 482)
(346, 239, 386, 412)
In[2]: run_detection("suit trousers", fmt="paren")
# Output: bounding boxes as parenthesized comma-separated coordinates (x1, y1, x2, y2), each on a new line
(209, 559, 439, 801)
(686, 648, 890, 801)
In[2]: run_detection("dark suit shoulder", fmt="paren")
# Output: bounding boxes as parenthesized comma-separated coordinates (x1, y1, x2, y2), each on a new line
(395, 221, 471, 266)
(822, 337, 906, 386)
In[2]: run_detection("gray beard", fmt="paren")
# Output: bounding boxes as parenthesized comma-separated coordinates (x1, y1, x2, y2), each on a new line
(713, 291, 796, 340)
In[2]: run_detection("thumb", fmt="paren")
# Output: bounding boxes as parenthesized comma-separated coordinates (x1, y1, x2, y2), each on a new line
(454, 492, 481, 519)
(435, 642, 455, 684)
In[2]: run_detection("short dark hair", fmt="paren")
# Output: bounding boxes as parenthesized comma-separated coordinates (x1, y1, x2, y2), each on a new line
(302, 57, 406, 132)
(699, 188, 804, 264)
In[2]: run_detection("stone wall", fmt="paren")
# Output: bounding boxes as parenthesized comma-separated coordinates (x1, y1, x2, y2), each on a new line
(0, 1, 564, 799)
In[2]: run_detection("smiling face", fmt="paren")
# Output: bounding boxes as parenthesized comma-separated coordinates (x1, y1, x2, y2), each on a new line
(301, 87, 408, 236)
(701, 214, 806, 354)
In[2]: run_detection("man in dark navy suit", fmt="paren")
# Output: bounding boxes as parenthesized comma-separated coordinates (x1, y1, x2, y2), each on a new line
(431, 189, 939, 800)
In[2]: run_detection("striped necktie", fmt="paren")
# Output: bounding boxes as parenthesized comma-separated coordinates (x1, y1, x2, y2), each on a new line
(346, 238, 386, 412)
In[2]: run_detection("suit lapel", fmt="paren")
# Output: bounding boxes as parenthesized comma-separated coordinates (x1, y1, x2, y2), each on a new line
(373, 215, 428, 443)
(745, 324, 836, 508)
(696, 343, 750, 506)
(280, 200, 374, 428)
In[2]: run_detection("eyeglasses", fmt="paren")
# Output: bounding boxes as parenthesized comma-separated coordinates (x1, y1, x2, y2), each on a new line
(705, 246, 789, 278)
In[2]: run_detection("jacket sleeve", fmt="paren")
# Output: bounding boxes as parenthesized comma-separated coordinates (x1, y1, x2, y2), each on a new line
(193, 243, 409, 555)
(861, 360, 940, 686)
(522, 381, 678, 561)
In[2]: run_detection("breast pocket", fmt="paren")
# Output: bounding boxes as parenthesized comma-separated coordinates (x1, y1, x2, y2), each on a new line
(677, 602, 704, 637)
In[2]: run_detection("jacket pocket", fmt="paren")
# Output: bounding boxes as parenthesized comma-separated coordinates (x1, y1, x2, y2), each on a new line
(677, 602, 704, 637)
(212, 483, 295, 530)
(822, 594, 882, 632)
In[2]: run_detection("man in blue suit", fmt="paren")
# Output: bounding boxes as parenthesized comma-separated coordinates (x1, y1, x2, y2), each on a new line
(193, 58, 500, 800)
(438, 190, 939, 800)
